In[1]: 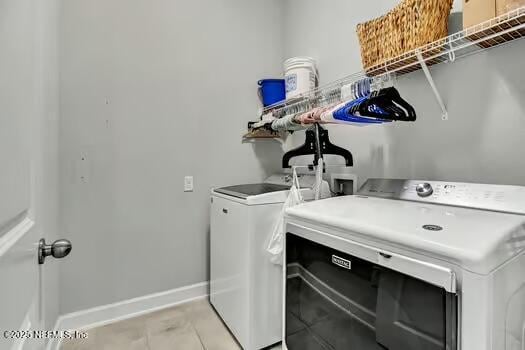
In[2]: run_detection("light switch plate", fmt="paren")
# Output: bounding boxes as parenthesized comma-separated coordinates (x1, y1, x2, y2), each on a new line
(184, 176, 194, 192)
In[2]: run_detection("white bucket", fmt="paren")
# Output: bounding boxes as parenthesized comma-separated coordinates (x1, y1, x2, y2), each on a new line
(284, 57, 318, 100)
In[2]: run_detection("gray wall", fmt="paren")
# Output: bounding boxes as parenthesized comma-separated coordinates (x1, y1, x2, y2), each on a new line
(283, 0, 525, 187)
(58, 0, 525, 315)
(59, 0, 284, 313)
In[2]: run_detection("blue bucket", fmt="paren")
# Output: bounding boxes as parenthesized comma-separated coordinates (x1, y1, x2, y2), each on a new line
(258, 79, 286, 107)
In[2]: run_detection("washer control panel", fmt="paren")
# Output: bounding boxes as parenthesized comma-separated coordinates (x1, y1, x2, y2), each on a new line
(358, 178, 525, 215)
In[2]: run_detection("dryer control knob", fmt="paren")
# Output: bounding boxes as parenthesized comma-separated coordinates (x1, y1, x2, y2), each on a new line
(416, 183, 434, 197)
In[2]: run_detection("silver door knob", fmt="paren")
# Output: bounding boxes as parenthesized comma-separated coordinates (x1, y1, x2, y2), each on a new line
(38, 238, 72, 264)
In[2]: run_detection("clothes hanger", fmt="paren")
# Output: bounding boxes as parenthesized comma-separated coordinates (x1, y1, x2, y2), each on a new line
(349, 87, 416, 122)
(282, 124, 353, 168)
(322, 79, 386, 125)
(341, 76, 414, 122)
(332, 78, 390, 124)
(376, 87, 416, 120)
(332, 96, 388, 124)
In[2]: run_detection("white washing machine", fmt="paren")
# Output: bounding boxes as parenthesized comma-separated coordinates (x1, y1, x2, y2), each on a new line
(210, 174, 330, 350)
(283, 179, 525, 350)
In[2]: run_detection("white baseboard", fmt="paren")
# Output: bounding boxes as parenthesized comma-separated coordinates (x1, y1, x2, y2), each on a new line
(47, 281, 209, 350)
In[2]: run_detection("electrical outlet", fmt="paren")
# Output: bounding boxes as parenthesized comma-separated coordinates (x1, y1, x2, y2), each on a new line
(184, 176, 194, 192)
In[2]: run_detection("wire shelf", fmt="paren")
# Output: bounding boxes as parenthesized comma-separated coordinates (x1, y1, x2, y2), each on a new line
(261, 7, 525, 118)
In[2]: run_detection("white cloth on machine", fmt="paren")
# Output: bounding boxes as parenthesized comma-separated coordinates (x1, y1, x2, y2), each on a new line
(266, 167, 304, 265)
(266, 159, 324, 265)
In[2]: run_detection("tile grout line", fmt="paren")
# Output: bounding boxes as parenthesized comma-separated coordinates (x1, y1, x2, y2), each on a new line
(62, 299, 241, 350)
(193, 324, 208, 350)
(144, 329, 152, 350)
(183, 305, 208, 350)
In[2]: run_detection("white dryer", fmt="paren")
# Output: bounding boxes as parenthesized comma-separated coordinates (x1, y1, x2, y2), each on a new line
(210, 174, 330, 350)
(283, 179, 525, 350)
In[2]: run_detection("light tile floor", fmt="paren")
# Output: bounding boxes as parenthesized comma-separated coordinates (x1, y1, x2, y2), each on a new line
(60, 298, 282, 350)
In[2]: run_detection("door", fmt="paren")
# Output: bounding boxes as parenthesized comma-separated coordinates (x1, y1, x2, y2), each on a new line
(0, 1, 67, 349)
(209, 195, 251, 348)
(0, 0, 43, 347)
(285, 233, 458, 350)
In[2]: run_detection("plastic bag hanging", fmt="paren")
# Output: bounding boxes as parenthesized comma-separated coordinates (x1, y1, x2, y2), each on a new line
(313, 158, 324, 200)
(266, 167, 304, 265)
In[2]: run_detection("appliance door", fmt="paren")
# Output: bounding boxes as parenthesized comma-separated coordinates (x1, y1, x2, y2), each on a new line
(210, 196, 250, 347)
(285, 233, 458, 350)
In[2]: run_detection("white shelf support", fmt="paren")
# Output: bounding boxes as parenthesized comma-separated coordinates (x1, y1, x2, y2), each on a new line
(416, 50, 448, 121)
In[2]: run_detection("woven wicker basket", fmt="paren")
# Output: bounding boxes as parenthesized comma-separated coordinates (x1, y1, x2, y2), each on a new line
(357, 0, 453, 74)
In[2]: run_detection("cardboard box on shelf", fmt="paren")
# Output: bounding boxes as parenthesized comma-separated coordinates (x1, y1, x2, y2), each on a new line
(497, 0, 525, 15)
(463, 0, 496, 28)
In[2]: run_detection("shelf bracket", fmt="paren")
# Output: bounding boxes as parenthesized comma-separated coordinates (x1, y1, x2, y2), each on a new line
(416, 50, 448, 120)
(447, 37, 456, 63)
